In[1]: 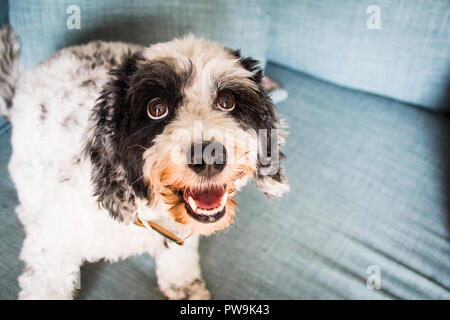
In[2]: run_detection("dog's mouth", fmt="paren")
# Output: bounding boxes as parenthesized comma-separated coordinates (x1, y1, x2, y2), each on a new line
(175, 185, 228, 223)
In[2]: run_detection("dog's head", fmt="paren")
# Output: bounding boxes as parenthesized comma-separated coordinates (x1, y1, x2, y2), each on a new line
(85, 36, 289, 235)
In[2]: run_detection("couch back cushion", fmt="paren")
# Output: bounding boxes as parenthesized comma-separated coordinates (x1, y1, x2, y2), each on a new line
(9, 0, 269, 70)
(0, 0, 8, 26)
(267, 0, 450, 111)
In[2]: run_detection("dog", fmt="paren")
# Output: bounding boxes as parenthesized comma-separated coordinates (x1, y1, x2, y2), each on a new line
(0, 26, 289, 299)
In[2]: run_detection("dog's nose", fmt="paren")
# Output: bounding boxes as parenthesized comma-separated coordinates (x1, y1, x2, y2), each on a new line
(188, 141, 227, 177)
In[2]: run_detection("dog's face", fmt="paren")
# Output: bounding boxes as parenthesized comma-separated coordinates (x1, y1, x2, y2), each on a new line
(86, 36, 289, 235)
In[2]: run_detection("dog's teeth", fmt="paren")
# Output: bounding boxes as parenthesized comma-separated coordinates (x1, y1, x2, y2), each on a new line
(188, 192, 228, 216)
(188, 196, 197, 211)
(220, 193, 228, 207)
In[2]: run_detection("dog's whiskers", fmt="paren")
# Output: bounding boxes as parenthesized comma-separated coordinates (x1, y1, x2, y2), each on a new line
(127, 144, 147, 151)
(131, 174, 146, 187)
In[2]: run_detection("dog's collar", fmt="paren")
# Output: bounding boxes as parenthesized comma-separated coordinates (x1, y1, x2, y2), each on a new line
(134, 217, 185, 246)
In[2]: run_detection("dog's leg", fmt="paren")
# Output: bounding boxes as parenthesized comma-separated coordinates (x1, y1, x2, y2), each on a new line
(18, 235, 81, 300)
(155, 235, 210, 300)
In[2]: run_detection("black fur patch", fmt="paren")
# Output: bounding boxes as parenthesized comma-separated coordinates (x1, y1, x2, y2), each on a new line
(227, 49, 285, 182)
(85, 52, 189, 220)
(118, 59, 189, 199)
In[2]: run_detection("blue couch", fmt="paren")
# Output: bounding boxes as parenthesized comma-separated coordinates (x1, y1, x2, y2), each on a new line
(0, 0, 449, 299)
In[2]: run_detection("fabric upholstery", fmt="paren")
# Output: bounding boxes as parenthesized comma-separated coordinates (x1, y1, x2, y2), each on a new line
(267, 0, 450, 111)
(8, 0, 269, 70)
(0, 63, 448, 299)
(0, 0, 8, 26)
(0, 122, 23, 299)
(7, 0, 449, 110)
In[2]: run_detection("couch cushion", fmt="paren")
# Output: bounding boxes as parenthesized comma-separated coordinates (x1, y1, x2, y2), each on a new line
(9, 0, 269, 69)
(200, 63, 450, 299)
(0, 0, 8, 26)
(0, 63, 448, 299)
(267, 0, 450, 111)
(0, 124, 23, 300)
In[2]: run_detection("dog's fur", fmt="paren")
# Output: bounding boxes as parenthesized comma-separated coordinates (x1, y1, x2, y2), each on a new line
(1, 26, 289, 299)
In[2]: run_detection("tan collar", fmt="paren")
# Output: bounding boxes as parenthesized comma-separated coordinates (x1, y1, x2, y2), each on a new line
(135, 217, 185, 246)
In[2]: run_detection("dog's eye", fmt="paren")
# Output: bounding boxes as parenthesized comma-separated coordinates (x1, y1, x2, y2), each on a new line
(217, 92, 235, 111)
(147, 98, 168, 120)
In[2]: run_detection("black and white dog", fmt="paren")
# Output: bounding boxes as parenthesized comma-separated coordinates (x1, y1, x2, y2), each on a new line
(0, 26, 289, 299)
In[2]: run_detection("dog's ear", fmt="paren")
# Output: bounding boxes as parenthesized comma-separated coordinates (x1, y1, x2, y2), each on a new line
(253, 92, 290, 199)
(232, 50, 290, 198)
(84, 52, 144, 222)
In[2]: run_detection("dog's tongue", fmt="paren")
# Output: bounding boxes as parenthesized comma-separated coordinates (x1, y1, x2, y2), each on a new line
(185, 186, 225, 209)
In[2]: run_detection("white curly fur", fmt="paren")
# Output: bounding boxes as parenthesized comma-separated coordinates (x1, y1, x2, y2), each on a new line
(8, 40, 210, 300)
(6, 35, 288, 299)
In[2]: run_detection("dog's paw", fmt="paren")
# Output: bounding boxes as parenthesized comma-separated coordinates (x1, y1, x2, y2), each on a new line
(186, 279, 211, 300)
(159, 278, 211, 300)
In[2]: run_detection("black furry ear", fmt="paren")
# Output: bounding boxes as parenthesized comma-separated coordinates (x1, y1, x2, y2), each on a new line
(253, 94, 290, 199)
(231, 49, 290, 198)
(84, 52, 144, 222)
